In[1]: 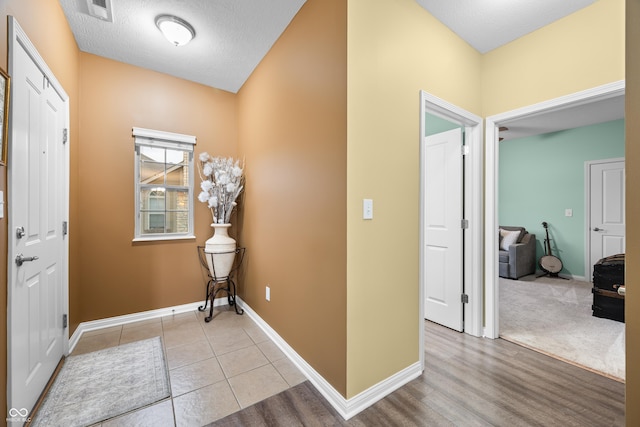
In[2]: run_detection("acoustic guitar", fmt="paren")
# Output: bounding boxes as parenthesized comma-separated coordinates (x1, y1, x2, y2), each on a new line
(538, 221, 563, 277)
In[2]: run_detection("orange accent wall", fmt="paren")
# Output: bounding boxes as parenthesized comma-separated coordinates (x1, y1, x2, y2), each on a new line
(77, 53, 238, 321)
(237, 0, 348, 394)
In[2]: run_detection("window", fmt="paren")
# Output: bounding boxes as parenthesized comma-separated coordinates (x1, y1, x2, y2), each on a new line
(133, 127, 196, 241)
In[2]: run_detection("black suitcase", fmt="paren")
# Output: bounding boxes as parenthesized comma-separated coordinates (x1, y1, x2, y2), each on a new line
(592, 291, 624, 322)
(593, 254, 625, 292)
(592, 254, 625, 322)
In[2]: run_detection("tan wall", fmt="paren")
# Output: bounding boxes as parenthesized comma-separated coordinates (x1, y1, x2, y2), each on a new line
(346, 0, 482, 398)
(0, 0, 635, 420)
(0, 0, 81, 416)
(482, 0, 625, 116)
(625, 1, 639, 424)
(237, 0, 348, 395)
(77, 53, 238, 321)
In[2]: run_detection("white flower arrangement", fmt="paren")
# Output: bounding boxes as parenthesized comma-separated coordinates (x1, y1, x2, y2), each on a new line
(197, 152, 244, 224)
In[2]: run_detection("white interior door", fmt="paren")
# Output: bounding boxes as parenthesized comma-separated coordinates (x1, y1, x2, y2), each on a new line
(8, 18, 69, 413)
(423, 128, 463, 332)
(588, 159, 625, 279)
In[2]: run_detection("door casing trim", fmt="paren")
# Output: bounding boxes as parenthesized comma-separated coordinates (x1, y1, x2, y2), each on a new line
(419, 90, 484, 369)
(484, 80, 625, 339)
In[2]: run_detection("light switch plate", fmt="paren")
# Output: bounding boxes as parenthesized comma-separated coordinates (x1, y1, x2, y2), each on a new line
(363, 199, 373, 220)
(565, 208, 573, 217)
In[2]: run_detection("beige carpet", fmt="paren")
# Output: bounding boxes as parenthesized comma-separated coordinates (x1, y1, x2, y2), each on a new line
(499, 275, 625, 381)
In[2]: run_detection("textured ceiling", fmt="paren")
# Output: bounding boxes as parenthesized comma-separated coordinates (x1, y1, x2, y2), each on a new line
(59, 0, 621, 136)
(58, 0, 306, 93)
(59, 0, 600, 92)
(415, 0, 597, 53)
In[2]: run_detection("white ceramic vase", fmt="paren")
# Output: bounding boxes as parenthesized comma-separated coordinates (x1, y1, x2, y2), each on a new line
(204, 223, 236, 279)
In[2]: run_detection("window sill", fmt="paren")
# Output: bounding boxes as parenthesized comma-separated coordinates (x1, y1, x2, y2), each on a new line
(132, 234, 196, 243)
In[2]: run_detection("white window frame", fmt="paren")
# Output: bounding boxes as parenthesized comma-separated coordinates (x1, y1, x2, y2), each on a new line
(133, 127, 196, 241)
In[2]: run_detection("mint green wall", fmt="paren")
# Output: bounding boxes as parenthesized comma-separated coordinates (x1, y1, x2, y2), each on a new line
(425, 113, 460, 136)
(499, 119, 625, 279)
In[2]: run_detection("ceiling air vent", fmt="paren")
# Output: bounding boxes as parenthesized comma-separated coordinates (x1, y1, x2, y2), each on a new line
(86, 0, 113, 22)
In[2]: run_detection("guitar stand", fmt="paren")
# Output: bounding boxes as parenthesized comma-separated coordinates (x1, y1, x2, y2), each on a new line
(536, 271, 569, 280)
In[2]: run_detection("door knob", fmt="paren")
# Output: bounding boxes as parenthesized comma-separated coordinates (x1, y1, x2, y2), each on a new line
(593, 227, 604, 232)
(15, 254, 39, 266)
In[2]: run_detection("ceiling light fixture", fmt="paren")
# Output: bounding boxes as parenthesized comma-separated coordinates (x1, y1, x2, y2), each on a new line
(155, 15, 195, 46)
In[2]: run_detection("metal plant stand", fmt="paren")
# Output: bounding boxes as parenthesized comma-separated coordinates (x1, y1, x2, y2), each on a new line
(197, 246, 245, 322)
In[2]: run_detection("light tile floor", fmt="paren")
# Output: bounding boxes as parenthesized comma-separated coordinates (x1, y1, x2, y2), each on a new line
(70, 306, 307, 426)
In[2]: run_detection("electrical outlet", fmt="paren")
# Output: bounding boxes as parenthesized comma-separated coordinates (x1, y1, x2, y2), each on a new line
(266, 286, 270, 301)
(565, 208, 573, 217)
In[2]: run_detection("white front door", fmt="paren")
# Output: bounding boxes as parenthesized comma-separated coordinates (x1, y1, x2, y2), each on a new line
(588, 159, 625, 279)
(8, 18, 69, 413)
(423, 128, 463, 332)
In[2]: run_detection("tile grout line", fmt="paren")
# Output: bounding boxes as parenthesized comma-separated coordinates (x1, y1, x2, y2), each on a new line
(75, 309, 303, 425)
(161, 313, 191, 427)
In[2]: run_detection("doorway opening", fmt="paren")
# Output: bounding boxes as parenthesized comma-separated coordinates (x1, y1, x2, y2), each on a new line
(419, 91, 483, 367)
(484, 80, 625, 340)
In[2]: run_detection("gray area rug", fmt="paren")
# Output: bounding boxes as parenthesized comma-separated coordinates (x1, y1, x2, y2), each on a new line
(499, 275, 625, 381)
(31, 336, 170, 427)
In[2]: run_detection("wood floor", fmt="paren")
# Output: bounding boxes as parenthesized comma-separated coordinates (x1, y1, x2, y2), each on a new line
(210, 321, 625, 426)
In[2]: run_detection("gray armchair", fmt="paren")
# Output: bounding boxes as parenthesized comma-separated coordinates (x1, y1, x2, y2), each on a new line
(498, 226, 536, 279)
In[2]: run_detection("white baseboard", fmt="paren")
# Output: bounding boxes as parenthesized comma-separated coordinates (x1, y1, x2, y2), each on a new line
(483, 327, 491, 339)
(68, 297, 227, 353)
(237, 298, 423, 420)
(70, 297, 422, 420)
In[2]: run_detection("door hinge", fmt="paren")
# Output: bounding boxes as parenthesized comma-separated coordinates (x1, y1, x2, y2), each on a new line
(62, 221, 68, 236)
(461, 219, 469, 229)
(62, 314, 68, 329)
(63, 128, 68, 144)
(461, 294, 469, 304)
(461, 145, 469, 156)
